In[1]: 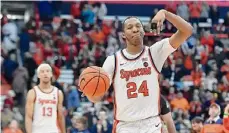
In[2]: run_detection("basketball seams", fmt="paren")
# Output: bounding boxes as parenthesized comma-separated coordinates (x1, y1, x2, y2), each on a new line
(92, 68, 100, 96)
(81, 76, 100, 92)
(79, 66, 109, 97)
(99, 75, 107, 93)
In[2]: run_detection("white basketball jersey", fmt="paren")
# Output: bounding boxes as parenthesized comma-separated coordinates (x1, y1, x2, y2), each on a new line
(32, 86, 59, 133)
(113, 46, 160, 122)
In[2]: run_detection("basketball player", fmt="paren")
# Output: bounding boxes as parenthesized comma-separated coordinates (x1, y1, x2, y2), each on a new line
(87, 9, 193, 133)
(25, 63, 66, 133)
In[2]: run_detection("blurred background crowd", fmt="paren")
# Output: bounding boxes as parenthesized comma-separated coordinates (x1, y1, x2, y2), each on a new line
(1, 1, 229, 133)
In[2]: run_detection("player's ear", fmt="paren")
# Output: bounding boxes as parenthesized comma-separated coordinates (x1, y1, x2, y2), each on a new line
(141, 30, 145, 36)
(37, 73, 40, 79)
(122, 32, 126, 39)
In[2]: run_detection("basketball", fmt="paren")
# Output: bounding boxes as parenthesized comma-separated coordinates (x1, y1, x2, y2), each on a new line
(78, 66, 110, 97)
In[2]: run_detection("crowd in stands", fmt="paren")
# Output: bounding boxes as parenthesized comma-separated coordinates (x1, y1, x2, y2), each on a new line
(1, 1, 229, 133)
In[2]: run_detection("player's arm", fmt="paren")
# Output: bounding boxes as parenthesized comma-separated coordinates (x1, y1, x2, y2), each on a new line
(152, 9, 193, 49)
(160, 95, 177, 133)
(57, 90, 66, 133)
(165, 10, 193, 48)
(87, 55, 114, 103)
(161, 113, 177, 133)
(25, 89, 35, 133)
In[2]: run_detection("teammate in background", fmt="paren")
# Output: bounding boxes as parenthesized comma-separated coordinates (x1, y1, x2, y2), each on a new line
(87, 9, 193, 133)
(160, 95, 177, 133)
(25, 63, 66, 133)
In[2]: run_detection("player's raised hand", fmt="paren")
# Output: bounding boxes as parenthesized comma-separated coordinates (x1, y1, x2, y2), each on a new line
(151, 9, 166, 35)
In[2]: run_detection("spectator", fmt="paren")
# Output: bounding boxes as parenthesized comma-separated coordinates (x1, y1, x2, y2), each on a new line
(189, 95, 202, 119)
(174, 57, 189, 82)
(191, 116, 204, 133)
(200, 30, 214, 53)
(12, 66, 29, 107)
(200, 2, 210, 18)
(90, 26, 105, 45)
(1, 107, 14, 129)
(161, 60, 172, 80)
(2, 53, 18, 83)
(70, 116, 90, 133)
(165, 1, 177, 14)
(78, 42, 96, 69)
(167, 87, 176, 101)
(3, 119, 23, 133)
(174, 109, 192, 133)
(201, 103, 224, 133)
(66, 85, 81, 112)
(23, 52, 37, 89)
(210, 4, 220, 25)
(33, 39, 45, 65)
(171, 92, 190, 111)
(204, 71, 218, 91)
(62, 37, 78, 69)
(189, 1, 202, 19)
(19, 28, 31, 64)
(71, 2, 81, 19)
(2, 20, 18, 54)
(112, 16, 122, 32)
(205, 103, 223, 124)
(91, 108, 112, 133)
(81, 4, 95, 28)
(181, 37, 196, 56)
(106, 30, 119, 56)
(177, 1, 189, 21)
(4, 90, 15, 111)
(93, 2, 107, 25)
(191, 62, 203, 87)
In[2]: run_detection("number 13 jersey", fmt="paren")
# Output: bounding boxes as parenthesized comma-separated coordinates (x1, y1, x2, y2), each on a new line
(32, 86, 59, 133)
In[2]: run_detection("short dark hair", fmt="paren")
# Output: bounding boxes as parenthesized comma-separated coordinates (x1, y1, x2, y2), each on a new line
(122, 16, 144, 31)
(191, 117, 204, 123)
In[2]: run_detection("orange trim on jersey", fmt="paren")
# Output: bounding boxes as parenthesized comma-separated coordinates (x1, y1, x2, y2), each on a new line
(148, 48, 160, 74)
(112, 54, 118, 121)
(37, 85, 55, 94)
(113, 83, 118, 120)
(120, 46, 145, 61)
(112, 120, 119, 133)
(112, 53, 118, 81)
(157, 75, 161, 115)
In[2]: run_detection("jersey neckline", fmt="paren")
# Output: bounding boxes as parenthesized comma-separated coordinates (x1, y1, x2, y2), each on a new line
(120, 46, 145, 61)
(37, 85, 55, 94)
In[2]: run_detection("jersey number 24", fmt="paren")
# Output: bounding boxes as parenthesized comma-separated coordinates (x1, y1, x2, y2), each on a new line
(126, 80, 149, 99)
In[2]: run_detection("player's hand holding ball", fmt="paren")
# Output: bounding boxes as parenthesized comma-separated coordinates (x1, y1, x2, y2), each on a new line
(151, 9, 166, 35)
(78, 66, 110, 99)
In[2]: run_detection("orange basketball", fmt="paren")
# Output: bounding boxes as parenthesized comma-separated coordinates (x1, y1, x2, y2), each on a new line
(78, 66, 110, 97)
